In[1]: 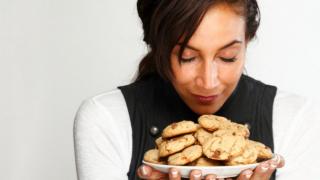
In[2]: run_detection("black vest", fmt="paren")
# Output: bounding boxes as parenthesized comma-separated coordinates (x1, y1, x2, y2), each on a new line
(118, 74, 277, 180)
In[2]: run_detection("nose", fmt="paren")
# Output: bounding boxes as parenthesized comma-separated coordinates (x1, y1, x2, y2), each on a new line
(196, 60, 220, 90)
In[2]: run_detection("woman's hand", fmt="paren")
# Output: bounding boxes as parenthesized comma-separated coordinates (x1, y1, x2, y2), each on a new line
(136, 165, 166, 179)
(137, 154, 284, 180)
(137, 165, 217, 180)
(235, 154, 285, 180)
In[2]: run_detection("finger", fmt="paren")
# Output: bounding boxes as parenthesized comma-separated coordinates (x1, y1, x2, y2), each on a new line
(250, 161, 275, 180)
(268, 154, 285, 169)
(168, 168, 181, 180)
(277, 154, 285, 168)
(251, 153, 284, 180)
(250, 162, 270, 180)
(189, 169, 202, 180)
(205, 174, 217, 180)
(236, 169, 253, 180)
(137, 165, 167, 179)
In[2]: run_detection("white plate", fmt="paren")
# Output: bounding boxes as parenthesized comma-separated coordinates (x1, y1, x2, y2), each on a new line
(142, 160, 260, 178)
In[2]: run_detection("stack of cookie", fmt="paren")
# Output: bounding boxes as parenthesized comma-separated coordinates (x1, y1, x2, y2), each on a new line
(143, 115, 273, 166)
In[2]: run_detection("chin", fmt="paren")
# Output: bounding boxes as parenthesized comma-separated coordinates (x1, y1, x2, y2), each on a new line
(192, 107, 217, 115)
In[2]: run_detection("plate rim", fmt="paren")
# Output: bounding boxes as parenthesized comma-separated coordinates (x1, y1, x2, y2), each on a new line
(142, 160, 260, 170)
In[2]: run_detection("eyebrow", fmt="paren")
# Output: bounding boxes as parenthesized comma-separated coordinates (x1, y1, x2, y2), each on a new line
(178, 40, 242, 52)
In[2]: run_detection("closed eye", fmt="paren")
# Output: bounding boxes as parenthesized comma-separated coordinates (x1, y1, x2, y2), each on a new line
(180, 57, 196, 63)
(220, 57, 237, 62)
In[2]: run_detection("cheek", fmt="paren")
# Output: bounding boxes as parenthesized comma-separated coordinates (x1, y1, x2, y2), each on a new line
(218, 59, 244, 85)
(171, 57, 198, 85)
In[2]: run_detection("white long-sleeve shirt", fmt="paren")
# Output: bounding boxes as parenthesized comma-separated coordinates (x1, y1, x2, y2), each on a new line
(73, 89, 320, 180)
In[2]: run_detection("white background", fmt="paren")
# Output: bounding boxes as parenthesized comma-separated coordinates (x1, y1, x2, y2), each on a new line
(1, 0, 320, 179)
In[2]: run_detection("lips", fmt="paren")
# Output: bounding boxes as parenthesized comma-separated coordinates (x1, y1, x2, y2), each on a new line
(193, 94, 219, 104)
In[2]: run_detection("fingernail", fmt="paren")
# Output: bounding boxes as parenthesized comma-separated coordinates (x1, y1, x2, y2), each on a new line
(193, 173, 201, 180)
(171, 169, 178, 178)
(276, 154, 281, 164)
(208, 177, 216, 180)
(270, 154, 280, 168)
(261, 163, 269, 172)
(270, 161, 278, 169)
(243, 170, 253, 179)
(245, 174, 252, 179)
(140, 165, 148, 176)
(272, 154, 279, 163)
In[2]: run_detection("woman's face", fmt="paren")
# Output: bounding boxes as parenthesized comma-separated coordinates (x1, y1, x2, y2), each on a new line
(170, 5, 246, 115)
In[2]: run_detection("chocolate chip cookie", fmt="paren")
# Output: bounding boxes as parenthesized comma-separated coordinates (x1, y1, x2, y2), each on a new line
(162, 120, 198, 138)
(168, 145, 202, 165)
(159, 134, 196, 157)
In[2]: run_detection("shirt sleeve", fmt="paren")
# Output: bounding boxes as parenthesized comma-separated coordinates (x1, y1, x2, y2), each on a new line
(273, 91, 320, 179)
(73, 91, 132, 180)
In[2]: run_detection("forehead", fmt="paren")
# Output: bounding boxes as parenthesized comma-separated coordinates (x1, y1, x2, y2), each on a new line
(188, 5, 246, 50)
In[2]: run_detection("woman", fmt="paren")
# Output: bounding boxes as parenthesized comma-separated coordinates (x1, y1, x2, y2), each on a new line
(74, 0, 320, 179)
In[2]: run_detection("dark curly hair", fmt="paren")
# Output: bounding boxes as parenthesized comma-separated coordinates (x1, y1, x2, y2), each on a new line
(135, 0, 260, 82)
